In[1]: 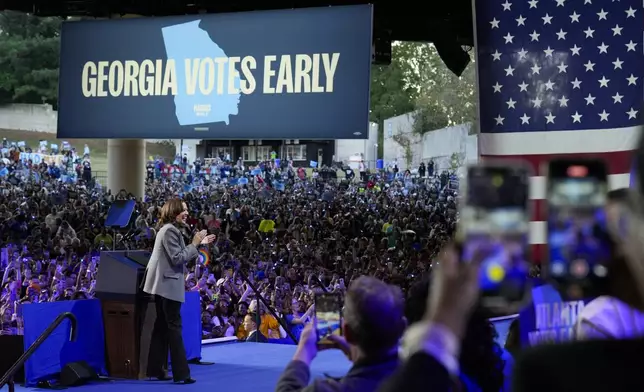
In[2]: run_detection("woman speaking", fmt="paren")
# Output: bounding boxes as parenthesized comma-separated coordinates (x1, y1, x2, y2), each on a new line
(142, 198, 215, 384)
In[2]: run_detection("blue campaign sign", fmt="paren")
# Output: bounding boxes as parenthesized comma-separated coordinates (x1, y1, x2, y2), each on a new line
(58, 5, 373, 140)
(519, 283, 588, 347)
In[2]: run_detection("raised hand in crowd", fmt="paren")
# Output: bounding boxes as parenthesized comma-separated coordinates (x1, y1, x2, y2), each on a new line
(424, 245, 482, 340)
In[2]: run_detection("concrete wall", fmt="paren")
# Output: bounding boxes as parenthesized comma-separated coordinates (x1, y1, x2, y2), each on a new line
(334, 123, 379, 168)
(383, 111, 478, 173)
(0, 104, 58, 133)
(383, 113, 421, 169)
(420, 123, 478, 174)
(173, 139, 202, 163)
(0, 104, 173, 150)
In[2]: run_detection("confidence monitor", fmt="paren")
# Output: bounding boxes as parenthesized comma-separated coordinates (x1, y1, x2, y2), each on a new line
(95, 251, 149, 299)
(95, 251, 150, 380)
(104, 200, 137, 251)
(104, 200, 136, 228)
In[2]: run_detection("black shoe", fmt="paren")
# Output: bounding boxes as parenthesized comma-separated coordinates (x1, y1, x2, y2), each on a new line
(174, 378, 196, 385)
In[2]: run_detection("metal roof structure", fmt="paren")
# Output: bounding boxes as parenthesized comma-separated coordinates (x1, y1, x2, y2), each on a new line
(0, 0, 474, 46)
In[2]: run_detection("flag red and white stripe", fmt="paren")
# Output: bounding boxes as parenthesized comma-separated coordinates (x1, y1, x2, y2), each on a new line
(480, 126, 639, 261)
(473, 0, 643, 262)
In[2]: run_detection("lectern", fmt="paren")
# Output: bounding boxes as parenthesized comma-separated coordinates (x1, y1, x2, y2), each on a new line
(94, 251, 150, 379)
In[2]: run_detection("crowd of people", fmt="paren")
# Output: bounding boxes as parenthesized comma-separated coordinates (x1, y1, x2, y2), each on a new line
(4, 134, 643, 392)
(0, 144, 458, 346)
(1, 138, 94, 184)
(2, 137, 535, 392)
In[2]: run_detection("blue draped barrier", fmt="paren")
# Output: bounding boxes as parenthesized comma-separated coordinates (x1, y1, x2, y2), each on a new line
(268, 337, 296, 345)
(23, 299, 107, 387)
(258, 315, 517, 348)
(23, 293, 201, 386)
(181, 291, 202, 361)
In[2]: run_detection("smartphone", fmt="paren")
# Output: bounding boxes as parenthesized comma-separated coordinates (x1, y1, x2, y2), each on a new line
(546, 159, 609, 298)
(459, 162, 531, 311)
(314, 292, 343, 343)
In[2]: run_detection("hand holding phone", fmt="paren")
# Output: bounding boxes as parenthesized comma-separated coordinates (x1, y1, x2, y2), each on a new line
(546, 159, 609, 298)
(314, 292, 343, 343)
(458, 162, 531, 312)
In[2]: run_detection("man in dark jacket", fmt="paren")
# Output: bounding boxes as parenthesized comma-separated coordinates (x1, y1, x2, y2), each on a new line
(418, 162, 426, 178)
(244, 313, 268, 343)
(275, 276, 405, 392)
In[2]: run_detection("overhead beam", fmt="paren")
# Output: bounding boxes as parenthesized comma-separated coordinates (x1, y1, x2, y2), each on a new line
(0, 0, 474, 45)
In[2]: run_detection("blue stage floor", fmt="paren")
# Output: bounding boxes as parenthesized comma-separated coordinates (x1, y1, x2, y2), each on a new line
(11, 343, 352, 392)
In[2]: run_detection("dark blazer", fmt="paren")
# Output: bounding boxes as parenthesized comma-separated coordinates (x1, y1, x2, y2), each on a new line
(142, 223, 198, 303)
(513, 339, 644, 392)
(376, 353, 451, 392)
(275, 354, 399, 392)
(246, 330, 268, 343)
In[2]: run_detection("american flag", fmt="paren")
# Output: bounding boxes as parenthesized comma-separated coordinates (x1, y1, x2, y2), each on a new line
(474, 0, 644, 260)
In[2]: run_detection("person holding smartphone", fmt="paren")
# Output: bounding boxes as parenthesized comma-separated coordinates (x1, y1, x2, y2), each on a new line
(275, 276, 405, 392)
(142, 198, 215, 385)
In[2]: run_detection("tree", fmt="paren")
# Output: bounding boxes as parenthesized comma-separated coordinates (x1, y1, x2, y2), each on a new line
(0, 11, 62, 108)
(369, 42, 478, 159)
(411, 44, 478, 135)
(369, 42, 423, 158)
(392, 133, 414, 167)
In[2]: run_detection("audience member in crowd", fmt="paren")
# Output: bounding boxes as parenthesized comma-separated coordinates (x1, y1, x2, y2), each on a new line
(244, 313, 267, 343)
(378, 245, 483, 392)
(250, 299, 285, 340)
(285, 299, 315, 342)
(405, 274, 509, 392)
(275, 276, 405, 392)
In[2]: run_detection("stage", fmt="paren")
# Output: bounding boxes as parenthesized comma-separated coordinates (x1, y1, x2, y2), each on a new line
(8, 292, 515, 391)
(10, 343, 352, 392)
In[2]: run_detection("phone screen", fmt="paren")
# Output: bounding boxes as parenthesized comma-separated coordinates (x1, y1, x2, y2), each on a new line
(461, 164, 531, 309)
(546, 160, 609, 297)
(314, 292, 343, 342)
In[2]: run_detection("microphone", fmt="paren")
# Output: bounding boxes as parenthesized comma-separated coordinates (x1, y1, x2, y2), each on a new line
(122, 228, 143, 241)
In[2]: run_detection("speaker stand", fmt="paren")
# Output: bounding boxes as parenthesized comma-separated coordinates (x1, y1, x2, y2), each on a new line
(188, 358, 214, 366)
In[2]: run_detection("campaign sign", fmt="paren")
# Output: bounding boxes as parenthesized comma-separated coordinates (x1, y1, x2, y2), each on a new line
(57, 5, 373, 140)
(519, 284, 587, 346)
